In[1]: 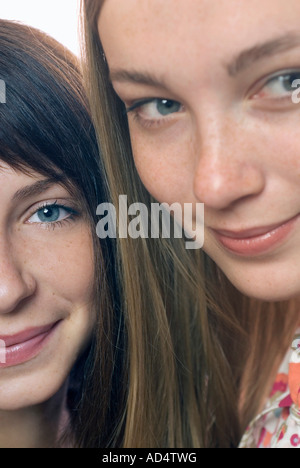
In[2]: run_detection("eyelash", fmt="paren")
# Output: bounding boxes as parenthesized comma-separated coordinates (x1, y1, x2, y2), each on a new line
(125, 98, 155, 114)
(26, 201, 79, 230)
(131, 112, 168, 129)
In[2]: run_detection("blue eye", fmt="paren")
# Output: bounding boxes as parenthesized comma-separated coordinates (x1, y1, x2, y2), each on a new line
(154, 99, 182, 116)
(256, 71, 300, 99)
(267, 73, 300, 93)
(28, 204, 75, 225)
(126, 98, 183, 119)
(36, 206, 60, 223)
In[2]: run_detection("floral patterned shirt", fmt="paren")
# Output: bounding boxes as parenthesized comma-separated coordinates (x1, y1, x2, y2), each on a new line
(239, 330, 300, 448)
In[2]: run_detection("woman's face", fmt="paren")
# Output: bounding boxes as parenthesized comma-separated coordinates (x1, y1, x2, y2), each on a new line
(0, 164, 95, 410)
(99, 0, 300, 302)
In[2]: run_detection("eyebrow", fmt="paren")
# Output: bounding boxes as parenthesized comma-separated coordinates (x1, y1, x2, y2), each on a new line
(227, 32, 300, 76)
(109, 69, 169, 89)
(110, 33, 300, 87)
(12, 177, 67, 203)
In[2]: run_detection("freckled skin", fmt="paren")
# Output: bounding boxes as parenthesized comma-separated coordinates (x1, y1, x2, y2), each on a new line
(0, 166, 95, 411)
(99, 0, 300, 302)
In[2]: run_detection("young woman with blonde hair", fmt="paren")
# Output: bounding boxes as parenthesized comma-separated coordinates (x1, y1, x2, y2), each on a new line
(81, 0, 300, 448)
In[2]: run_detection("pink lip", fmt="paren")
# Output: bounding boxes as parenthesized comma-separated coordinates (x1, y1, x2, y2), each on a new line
(0, 321, 60, 368)
(211, 213, 300, 256)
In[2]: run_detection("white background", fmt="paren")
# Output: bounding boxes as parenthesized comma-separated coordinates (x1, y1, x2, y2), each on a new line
(0, 0, 80, 55)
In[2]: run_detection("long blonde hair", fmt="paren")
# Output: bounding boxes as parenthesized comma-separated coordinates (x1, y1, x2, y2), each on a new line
(79, 0, 299, 448)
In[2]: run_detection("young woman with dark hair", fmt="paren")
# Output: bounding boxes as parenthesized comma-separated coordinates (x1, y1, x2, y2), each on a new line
(0, 19, 126, 448)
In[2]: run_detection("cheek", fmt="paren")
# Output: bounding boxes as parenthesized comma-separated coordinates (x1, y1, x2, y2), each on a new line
(276, 132, 300, 176)
(20, 226, 95, 305)
(255, 116, 300, 175)
(129, 122, 195, 204)
(52, 234, 95, 301)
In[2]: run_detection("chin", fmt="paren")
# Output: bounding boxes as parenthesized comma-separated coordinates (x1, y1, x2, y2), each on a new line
(0, 363, 71, 412)
(226, 274, 300, 303)
(237, 286, 296, 303)
(208, 246, 300, 304)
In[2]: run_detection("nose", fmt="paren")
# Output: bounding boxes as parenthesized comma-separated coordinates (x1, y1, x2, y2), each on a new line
(193, 118, 265, 209)
(0, 241, 36, 315)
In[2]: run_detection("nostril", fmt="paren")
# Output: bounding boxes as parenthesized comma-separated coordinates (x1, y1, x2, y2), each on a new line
(193, 161, 265, 210)
(0, 271, 37, 315)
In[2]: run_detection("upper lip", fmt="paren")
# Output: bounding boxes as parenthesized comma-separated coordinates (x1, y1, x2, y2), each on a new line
(0, 322, 58, 348)
(211, 215, 299, 240)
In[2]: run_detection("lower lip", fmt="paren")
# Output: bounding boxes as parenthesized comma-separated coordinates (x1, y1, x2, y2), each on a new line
(213, 214, 299, 256)
(0, 322, 60, 369)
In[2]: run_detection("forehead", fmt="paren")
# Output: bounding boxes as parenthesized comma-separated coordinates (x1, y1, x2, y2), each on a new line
(99, 0, 300, 69)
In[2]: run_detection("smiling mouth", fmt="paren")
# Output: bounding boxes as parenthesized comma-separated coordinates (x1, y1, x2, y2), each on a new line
(0, 321, 61, 368)
(211, 213, 300, 256)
